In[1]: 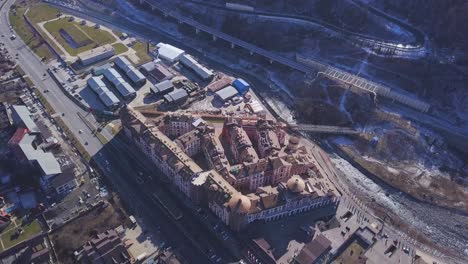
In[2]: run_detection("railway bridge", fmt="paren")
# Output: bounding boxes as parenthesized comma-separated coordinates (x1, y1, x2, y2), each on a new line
(138, 0, 430, 113)
(291, 124, 361, 135)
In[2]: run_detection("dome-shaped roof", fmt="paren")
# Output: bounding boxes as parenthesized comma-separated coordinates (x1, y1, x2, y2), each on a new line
(289, 136, 300, 145)
(228, 193, 251, 214)
(287, 175, 305, 193)
(209, 184, 219, 192)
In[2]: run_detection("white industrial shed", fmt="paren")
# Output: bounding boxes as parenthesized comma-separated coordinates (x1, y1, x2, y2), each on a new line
(103, 68, 136, 98)
(114, 56, 146, 85)
(215, 86, 238, 102)
(179, 54, 214, 80)
(78, 44, 115, 66)
(87, 77, 120, 108)
(156, 43, 185, 63)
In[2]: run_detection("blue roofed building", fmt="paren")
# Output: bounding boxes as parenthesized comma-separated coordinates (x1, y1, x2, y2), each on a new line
(232, 78, 250, 95)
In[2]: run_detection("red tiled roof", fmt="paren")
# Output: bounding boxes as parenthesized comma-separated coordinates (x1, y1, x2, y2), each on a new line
(8, 128, 28, 145)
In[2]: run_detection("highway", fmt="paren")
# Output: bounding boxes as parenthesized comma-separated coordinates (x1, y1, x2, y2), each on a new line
(294, 124, 360, 135)
(4, 0, 466, 262)
(92, 135, 236, 263)
(182, 0, 427, 57)
(138, 0, 431, 113)
(0, 0, 102, 156)
(0, 0, 225, 262)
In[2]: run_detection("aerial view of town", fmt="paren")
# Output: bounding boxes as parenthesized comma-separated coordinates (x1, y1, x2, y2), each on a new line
(0, 0, 466, 263)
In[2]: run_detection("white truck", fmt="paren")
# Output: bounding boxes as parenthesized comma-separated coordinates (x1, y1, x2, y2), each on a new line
(129, 215, 137, 226)
(225, 3, 254, 12)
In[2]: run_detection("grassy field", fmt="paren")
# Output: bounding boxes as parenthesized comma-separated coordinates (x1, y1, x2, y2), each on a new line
(112, 43, 128, 54)
(112, 29, 123, 38)
(0, 219, 42, 250)
(132, 41, 153, 64)
(43, 18, 117, 56)
(25, 3, 60, 24)
(9, 5, 55, 60)
(50, 197, 130, 263)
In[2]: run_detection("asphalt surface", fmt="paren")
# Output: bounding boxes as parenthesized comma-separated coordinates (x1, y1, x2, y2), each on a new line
(96, 134, 239, 262)
(0, 0, 225, 262)
(0, 0, 102, 156)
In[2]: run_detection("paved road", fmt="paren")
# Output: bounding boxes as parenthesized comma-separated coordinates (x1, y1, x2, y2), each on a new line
(0, 0, 220, 261)
(184, 0, 426, 54)
(96, 134, 239, 262)
(92, 141, 215, 263)
(0, 0, 102, 156)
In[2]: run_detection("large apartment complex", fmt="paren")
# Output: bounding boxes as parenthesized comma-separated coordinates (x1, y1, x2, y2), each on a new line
(121, 106, 339, 231)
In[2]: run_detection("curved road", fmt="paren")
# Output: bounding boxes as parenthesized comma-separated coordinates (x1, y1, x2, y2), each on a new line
(181, 0, 428, 58)
(47, 0, 467, 262)
(0, 0, 222, 262)
(10, 0, 464, 260)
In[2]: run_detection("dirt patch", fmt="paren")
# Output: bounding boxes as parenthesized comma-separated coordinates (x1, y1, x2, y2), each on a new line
(340, 145, 468, 211)
(49, 195, 131, 264)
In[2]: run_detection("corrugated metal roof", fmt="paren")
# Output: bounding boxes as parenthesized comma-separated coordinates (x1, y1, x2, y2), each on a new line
(99, 92, 120, 107)
(156, 43, 185, 62)
(164, 89, 188, 103)
(87, 77, 120, 107)
(180, 54, 213, 80)
(126, 69, 146, 84)
(115, 82, 136, 97)
(215, 86, 238, 101)
(114, 56, 132, 70)
(140, 61, 157, 72)
(103, 68, 136, 97)
(104, 67, 122, 80)
(151, 80, 173, 94)
(114, 56, 146, 84)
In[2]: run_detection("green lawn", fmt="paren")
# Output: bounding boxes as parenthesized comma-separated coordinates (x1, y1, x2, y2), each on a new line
(0, 220, 42, 250)
(132, 41, 153, 64)
(9, 6, 55, 60)
(43, 18, 117, 56)
(112, 43, 128, 54)
(25, 3, 60, 24)
(112, 29, 123, 38)
(79, 23, 116, 45)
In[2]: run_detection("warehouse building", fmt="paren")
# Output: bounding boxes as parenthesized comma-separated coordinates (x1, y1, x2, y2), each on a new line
(91, 63, 112, 76)
(114, 56, 146, 85)
(140, 60, 174, 82)
(78, 44, 115, 66)
(103, 68, 136, 99)
(206, 75, 234, 93)
(232, 78, 250, 95)
(179, 54, 214, 80)
(87, 77, 120, 108)
(151, 80, 174, 96)
(156, 43, 185, 63)
(11, 105, 39, 134)
(215, 86, 238, 102)
(163, 89, 188, 106)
